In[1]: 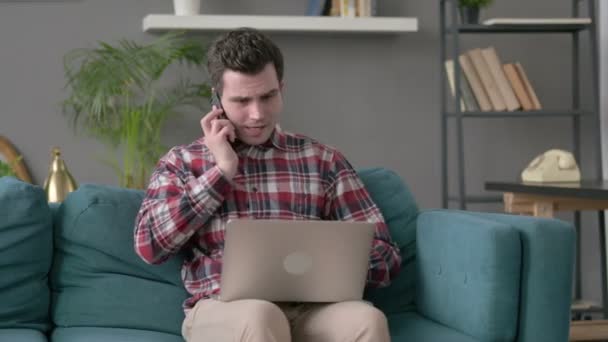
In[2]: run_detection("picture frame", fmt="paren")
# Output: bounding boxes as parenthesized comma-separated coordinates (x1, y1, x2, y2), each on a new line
(0, 136, 32, 183)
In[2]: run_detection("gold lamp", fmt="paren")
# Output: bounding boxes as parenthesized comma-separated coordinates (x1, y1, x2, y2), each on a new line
(43, 147, 78, 203)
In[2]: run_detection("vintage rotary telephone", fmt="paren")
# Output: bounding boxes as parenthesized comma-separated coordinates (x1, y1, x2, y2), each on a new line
(521, 149, 581, 182)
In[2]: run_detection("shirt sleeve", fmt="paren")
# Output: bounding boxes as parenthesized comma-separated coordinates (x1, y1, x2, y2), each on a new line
(134, 147, 232, 264)
(325, 150, 402, 288)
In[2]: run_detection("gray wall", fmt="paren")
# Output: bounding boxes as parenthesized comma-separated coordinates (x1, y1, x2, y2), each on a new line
(1, 0, 603, 305)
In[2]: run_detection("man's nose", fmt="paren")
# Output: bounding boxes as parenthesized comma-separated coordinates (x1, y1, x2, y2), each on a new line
(249, 102, 264, 120)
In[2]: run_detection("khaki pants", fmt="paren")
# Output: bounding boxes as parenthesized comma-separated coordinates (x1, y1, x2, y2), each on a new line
(182, 299, 391, 342)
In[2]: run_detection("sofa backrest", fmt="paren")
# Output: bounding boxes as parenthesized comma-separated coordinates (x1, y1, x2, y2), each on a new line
(49, 167, 419, 335)
(359, 168, 419, 314)
(50, 184, 188, 335)
(0, 177, 52, 332)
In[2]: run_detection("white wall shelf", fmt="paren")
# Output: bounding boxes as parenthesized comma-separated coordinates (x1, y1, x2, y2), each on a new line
(143, 15, 418, 34)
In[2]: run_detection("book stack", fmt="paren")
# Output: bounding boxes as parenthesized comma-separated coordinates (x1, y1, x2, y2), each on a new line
(445, 46, 541, 112)
(306, 0, 377, 17)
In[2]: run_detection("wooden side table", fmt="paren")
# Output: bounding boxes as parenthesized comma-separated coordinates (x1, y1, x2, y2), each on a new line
(485, 180, 608, 341)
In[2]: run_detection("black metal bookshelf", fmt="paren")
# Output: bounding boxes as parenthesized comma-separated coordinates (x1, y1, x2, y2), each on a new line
(439, 0, 602, 211)
(454, 23, 591, 34)
(445, 110, 590, 118)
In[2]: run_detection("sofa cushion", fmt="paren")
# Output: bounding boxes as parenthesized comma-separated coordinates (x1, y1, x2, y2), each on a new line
(51, 327, 183, 342)
(50, 184, 188, 336)
(358, 168, 418, 314)
(0, 329, 48, 342)
(388, 312, 480, 342)
(0, 177, 52, 332)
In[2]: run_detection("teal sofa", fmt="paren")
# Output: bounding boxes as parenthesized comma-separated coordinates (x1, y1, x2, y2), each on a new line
(0, 168, 575, 342)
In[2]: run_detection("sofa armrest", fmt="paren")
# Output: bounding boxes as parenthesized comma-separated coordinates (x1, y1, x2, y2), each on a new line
(416, 210, 522, 341)
(416, 209, 574, 342)
(462, 211, 575, 342)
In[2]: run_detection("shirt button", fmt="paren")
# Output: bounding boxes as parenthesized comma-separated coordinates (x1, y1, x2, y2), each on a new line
(252, 186, 258, 192)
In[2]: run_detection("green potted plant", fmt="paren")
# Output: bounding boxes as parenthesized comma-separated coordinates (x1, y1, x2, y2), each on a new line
(458, 0, 493, 24)
(0, 157, 21, 178)
(63, 32, 210, 189)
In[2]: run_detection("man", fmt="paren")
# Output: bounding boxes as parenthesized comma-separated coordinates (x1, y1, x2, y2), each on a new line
(134, 27, 401, 342)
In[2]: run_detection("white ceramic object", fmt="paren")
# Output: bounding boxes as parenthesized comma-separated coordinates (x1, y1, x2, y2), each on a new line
(173, 0, 200, 16)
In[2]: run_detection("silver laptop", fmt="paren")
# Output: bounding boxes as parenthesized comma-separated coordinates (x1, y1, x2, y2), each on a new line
(219, 219, 375, 303)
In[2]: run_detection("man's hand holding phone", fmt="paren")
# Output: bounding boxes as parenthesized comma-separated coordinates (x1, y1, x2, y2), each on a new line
(200, 106, 238, 181)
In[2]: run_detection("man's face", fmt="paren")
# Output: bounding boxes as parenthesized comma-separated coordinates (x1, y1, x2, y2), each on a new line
(220, 63, 284, 146)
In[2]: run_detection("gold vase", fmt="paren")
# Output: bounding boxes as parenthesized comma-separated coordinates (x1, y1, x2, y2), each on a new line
(43, 147, 78, 203)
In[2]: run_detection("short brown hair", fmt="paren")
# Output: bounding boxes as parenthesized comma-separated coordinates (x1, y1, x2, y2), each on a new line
(206, 28, 284, 93)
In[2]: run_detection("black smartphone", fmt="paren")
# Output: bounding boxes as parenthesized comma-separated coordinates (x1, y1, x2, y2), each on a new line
(211, 91, 230, 121)
(210, 90, 235, 143)
(210, 91, 222, 109)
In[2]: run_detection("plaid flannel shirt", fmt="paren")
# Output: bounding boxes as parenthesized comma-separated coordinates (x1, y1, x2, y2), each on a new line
(134, 128, 402, 310)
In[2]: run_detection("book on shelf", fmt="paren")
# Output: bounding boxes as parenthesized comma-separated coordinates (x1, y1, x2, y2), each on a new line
(503, 63, 534, 111)
(467, 48, 507, 111)
(330, 0, 340, 16)
(482, 18, 591, 25)
(306, 0, 338, 16)
(369, 0, 378, 16)
(444, 60, 465, 111)
(341, 0, 356, 17)
(458, 54, 492, 111)
(307, 0, 377, 17)
(514, 62, 542, 110)
(356, 0, 376, 17)
(356, 0, 366, 17)
(458, 46, 542, 112)
(480, 47, 520, 111)
(306, 0, 326, 16)
(445, 60, 479, 112)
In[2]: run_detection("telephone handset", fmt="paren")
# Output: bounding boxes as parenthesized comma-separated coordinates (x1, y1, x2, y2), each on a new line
(521, 149, 581, 182)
